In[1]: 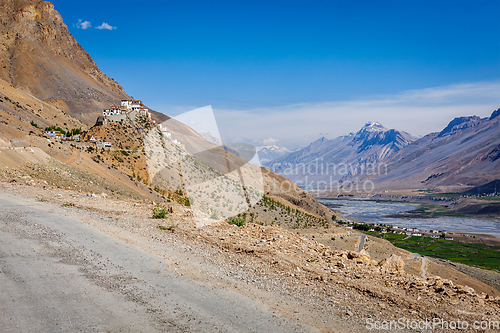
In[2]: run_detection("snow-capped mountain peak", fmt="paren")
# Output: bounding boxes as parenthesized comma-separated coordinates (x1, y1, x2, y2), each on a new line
(360, 121, 386, 132)
(256, 145, 292, 163)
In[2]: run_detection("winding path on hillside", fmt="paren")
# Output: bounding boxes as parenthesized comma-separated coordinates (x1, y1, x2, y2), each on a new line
(421, 256, 428, 278)
(357, 234, 366, 252)
(403, 254, 428, 278)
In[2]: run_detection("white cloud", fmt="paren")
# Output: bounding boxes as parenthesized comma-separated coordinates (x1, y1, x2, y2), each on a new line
(208, 81, 500, 149)
(96, 22, 117, 30)
(74, 19, 91, 29)
(262, 138, 278, 146)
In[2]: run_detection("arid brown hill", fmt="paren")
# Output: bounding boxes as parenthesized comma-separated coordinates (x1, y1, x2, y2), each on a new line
(0, 0, 131, 124)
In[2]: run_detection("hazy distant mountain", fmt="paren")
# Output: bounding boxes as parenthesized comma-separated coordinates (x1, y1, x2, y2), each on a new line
(256, 145, 292, 164)
(266, 122, 416, 189)
(373, 109, 500, 189)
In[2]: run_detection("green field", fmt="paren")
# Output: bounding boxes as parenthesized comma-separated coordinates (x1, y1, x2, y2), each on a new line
(421, 192, 462, 198)
(475, 196, 500, 202)
(378, 235, 500, 270)
(421, 192, 500, 202)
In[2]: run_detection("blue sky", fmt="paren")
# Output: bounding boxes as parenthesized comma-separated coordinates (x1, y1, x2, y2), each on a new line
(52, 0, 500, 148)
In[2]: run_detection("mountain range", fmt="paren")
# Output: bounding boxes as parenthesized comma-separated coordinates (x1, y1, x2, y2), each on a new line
(266, 122, 416, 188)
(374, 110, 500, 189)
(266, 112, 500, 191)
(256, 145, 293, 163)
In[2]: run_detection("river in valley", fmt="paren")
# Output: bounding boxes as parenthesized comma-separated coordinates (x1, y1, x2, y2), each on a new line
(318, 199, 500, 238)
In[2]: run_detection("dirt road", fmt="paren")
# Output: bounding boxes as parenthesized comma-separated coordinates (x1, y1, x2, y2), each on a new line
(357, 234, 366, 252)
(0, 191, 317, 333)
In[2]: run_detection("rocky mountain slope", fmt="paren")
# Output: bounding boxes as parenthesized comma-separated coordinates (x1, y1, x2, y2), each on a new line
(267, 122, 415, 189)
(463, 179, 500, 195)
(373, 109, 500, 189)
(0, 76, 85, 145)
(0, 0, 168, 125)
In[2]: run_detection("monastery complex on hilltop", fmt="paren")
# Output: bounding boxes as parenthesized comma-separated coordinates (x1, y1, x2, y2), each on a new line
(102, 99, 151, 119)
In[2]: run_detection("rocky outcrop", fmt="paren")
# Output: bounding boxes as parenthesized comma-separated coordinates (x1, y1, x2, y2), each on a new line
(490, 108, 500, 120)
(378, 254, 405, 273)
(438, 115, 483, 137)
(348, 249, 372, 264)
(0, 0, 130, 124)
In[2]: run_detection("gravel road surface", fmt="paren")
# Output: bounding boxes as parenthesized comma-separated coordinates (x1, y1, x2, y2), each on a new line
(0, 191, 318, 332)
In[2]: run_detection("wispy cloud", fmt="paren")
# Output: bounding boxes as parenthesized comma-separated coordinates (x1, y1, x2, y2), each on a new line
(95, 22, 117, 30)
(262, 138, 279, 146)
(208, 81, 500, 149)
(74, 19, 91, 29)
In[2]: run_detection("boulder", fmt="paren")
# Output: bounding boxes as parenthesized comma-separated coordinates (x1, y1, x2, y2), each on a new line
(378, 254, 405, 273)
(431, 279, 444, 289)
(442, 279, 454, 287)
(348, 249, 370, 263)
(444, 290, 456, 297)
(358, 249, 371, 263)
(457, 286, 475, 294)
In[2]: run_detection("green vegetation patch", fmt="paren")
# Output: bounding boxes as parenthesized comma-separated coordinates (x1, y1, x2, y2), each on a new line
(152, 205, 169, 219)
(254, 195, 330, 229)
(228, 217, 245, 227)
(383, 234, 407, 240)
(382, 235, 500, 270)
(158, 224, 176, 231)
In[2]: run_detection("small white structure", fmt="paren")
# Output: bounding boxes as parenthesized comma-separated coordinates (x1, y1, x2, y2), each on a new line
(121, 99, 138, 110)
(103, 106, 124, 117)
(158, 124, 172, 137)
(138, 109, 151, 118)
(102, 100, 152, 120)
(120, 99, 151, 118)
(95, 142, 111, 148)
(45, 131, 65, 140)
